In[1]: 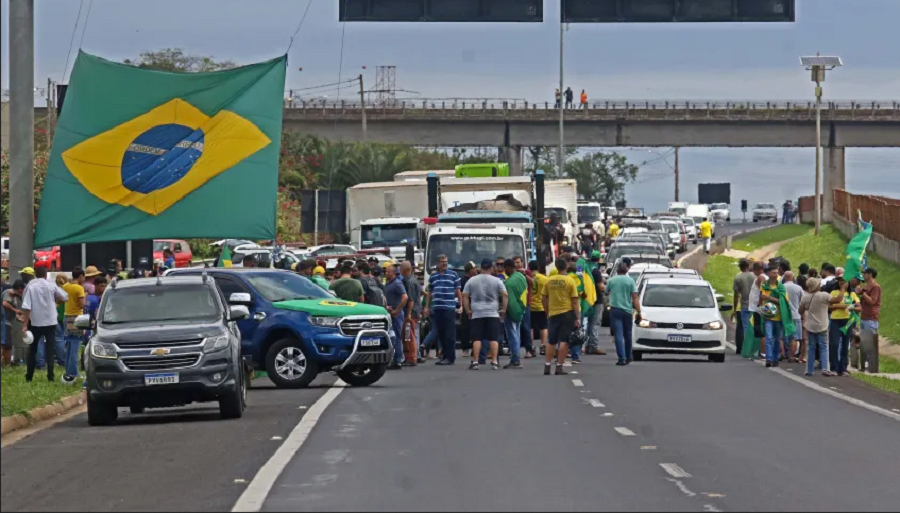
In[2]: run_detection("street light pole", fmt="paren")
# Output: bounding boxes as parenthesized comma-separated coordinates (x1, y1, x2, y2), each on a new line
(358, 74, 367, 141)
(814, 76, 822, 236)
(674, 147, 680, 202)
(557, 20, 564, 177)
(9, 0, 35, 282)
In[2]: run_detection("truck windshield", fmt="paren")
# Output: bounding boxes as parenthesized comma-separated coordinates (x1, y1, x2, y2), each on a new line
(361, 224, 417, 248)
(101, 285, 219, 325)
(546, 207, 567, 222)
(427, 234, 525, 271)
(577, 206, 601, 223)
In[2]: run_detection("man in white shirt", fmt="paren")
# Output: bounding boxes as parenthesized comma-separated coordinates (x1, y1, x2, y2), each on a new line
(21, 266, 68, 383)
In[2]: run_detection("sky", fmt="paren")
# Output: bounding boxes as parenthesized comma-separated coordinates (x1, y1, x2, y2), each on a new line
(2, 0, 898, 211)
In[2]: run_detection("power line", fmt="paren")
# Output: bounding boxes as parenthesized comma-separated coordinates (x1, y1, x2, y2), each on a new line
(286, 0, 314, 54)
(291, 78, 358, 93)
(62, 0, 85, 83)
(77, 0, 94, 53)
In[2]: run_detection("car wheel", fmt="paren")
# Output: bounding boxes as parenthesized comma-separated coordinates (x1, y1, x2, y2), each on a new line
(753, 219, 759, 223)
(632, 352, 643, 362)
(266, 338, 319, 389)
(129, 405, 145, 414)
(87, 395, 118, 426)
(220, 369, 247, 419)
(709, 354, 726, 363)
(337, 364, 388, 387)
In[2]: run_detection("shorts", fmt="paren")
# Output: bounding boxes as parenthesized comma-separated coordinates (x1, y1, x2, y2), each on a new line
(548, 312, 576, 345)
(530, 310, 548, 331)
(792, 320, 803, 341)
(471, 317, 501, 342)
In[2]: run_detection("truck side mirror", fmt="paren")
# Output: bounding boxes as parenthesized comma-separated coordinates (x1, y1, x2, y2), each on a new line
(229, 292, 252, 305)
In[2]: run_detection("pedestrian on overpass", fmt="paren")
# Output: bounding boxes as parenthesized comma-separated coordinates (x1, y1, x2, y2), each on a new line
(464, 259, 507, 371)
(699, 218, 714, 254)
(426, 254, 463, 366)
(564, 87, 574, 109)
(580, 89, 588, 109)
(554, 88, 561, 109)
(542, 258, 580, 375)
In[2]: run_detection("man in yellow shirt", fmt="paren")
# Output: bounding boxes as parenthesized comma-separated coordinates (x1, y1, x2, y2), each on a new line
(528, 261, 549, 355)
(608, 220, 620, 239)
(699, 218, 714, 254)
(61, 268, 87, 384)
(829, 277, 861, 375)
(542, 258, 580, 376)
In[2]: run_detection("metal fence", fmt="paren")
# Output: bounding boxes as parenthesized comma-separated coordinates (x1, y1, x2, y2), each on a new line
(833, 189, 900, 242)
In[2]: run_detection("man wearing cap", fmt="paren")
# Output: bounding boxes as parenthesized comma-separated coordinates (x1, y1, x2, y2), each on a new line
(311, 265, 330, 290)
(82, 265, 102, 295)
(21, 266, 68, 383)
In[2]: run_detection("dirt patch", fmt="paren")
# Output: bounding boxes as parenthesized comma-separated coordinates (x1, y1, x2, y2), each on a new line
(749, 237, 800, 262)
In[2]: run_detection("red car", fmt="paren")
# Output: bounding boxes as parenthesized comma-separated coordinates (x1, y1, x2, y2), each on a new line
(153, 239, 193, 268)
(34, 246, 62, 271)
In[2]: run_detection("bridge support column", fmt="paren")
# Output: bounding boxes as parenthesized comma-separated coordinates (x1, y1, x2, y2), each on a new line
(822, 147, 845, 224)
(498, 145, 524, 176)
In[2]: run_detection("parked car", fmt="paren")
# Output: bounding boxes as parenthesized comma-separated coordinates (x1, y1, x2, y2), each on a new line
(633, 277, 732, 362)
(752, 203, 778, 223)
(153, 239, 193, 268)
(78, 274, 250, 425)
(681, 217, 698, 243)
(34, 246, 62, 271)
(167, 268, 393, 389)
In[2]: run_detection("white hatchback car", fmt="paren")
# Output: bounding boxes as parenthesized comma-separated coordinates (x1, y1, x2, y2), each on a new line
(633, 277, 732, 362)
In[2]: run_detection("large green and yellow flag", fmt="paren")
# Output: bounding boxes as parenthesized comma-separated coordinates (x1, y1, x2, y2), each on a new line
(35, 52, 286, 247)
(844, 223, 873, 282)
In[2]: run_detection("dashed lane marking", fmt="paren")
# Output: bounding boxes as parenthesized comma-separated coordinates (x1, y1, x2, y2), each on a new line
(640, 446, 657, 450)
(660, 463, 692, 479)
(571, 379, 584, 387)
(666, 478, 697, 498)
(589, 399, 605, 408)
(270, 436, 283, 441)
(614, 427, 636, 436)
(703, 504, 723, 512)
(600, 413, 615, 417)
(704, 493, 726, 498)
(234, 479, 247, 484)
(232, 381, 346, 512)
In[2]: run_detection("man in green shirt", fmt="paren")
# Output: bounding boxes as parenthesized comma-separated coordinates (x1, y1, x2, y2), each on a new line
(606, 261, 642, 366)
(329, 262, 365, 302)
(503, 260, 528, 369)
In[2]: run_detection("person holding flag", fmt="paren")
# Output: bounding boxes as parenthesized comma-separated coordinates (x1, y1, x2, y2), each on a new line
(760, 266, 796, 367)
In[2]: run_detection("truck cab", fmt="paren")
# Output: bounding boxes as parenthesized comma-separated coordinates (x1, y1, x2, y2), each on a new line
(423, 224, 528, 288)
(358, 217, 424, 264)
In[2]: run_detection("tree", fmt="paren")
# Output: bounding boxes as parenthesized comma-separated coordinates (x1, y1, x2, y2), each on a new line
(563, 152, 639, 205)
(123, 48, 237, 73)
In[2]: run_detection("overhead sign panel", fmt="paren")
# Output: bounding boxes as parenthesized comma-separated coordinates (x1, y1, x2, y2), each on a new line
(562, 0, 795, 23)
(339, 0, 543, 22)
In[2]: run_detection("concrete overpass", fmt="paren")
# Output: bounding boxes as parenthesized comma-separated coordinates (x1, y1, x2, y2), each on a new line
(284, 99, 899, 221)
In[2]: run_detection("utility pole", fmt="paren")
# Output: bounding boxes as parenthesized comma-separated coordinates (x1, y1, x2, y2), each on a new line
(674, 147, 680, 202)
(814, 76, 822, 236)
(557, 21, 565, 177)
(10, 0, 35, 281)
(46, 77, 55, 147)
(358, 74, 368, 141)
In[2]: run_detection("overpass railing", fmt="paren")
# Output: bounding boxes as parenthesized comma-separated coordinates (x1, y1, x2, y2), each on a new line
(286, 99, 900, 121)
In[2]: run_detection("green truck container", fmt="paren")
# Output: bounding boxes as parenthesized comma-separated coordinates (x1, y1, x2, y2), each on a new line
(455, 163, 510, 178)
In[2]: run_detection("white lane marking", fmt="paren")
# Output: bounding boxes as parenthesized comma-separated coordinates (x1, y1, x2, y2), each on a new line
(640, 445, 657, 450)
(767, 366, 900, 422)
(232, 382, 346, 512)
(660, 463, 692, 479)
(270, 436, 283, 441)
(893, 409, 900, 413)
(724, 339, 900, 423)
(571, 379, 584, 387)
(297, 406, 308, 410)
(703, 504, 723, 512)
(614, 427, 636, 436)
(666, 478, 697, 497)
(234, 479, 247, 484)
(589, 399, 605, 408)
(600, 412, 615, 417)
(676, 245, 703, 267)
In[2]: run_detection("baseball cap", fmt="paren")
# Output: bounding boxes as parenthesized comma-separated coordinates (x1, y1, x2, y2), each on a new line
(591, 250, 601, 260)
(33, 260, 50, 269)
(480, 258, 493, 269)
(313, 266, 326, 275)
(20, 267, 35, 276)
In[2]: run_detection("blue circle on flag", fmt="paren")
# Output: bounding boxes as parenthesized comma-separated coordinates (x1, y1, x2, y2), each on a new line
(121, 124, 205, 194)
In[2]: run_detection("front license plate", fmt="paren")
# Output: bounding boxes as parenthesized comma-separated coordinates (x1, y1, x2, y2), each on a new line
(145, 373, 179, 386)
(667, 335, 692, 343)
(359, 338, 382, 347)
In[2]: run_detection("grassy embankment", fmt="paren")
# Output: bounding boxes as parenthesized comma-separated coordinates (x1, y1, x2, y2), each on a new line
(1, 365, 83, 418)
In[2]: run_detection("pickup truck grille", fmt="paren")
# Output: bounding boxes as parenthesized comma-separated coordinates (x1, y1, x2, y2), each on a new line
(115, 339, 203, 350)
(122, 354, 201, 371)
(340, 317, 389, 337)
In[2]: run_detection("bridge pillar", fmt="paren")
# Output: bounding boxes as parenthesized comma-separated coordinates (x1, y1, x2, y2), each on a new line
(822, 146, 845, 223)
(498, 145, 524, 176)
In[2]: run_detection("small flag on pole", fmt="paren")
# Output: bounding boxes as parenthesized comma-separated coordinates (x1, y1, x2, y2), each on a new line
(218, 244, 233, 268)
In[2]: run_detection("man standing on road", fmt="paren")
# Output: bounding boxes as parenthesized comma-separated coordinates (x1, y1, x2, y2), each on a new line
(760, 266, 796, 367)
(783, 271, 804, 363)
(61, 268, 87, 384)
(21, 266, 68, 383)
(858, 267, 881, 336)
(741, 262, 766, 360)
(528, 260, 549, 357)
(732, 259, 755, 355)
(585, 251, 607, 356)
(513, 256, 536, 358)
(464, 259, 508, 371)
(330, 262, 365, 303)
(401, 261, 424, 366)
(800, 277, 836, 376)
(606, 261, 641, 366)
(503, 260, 528, 369)
(426, 254, 463, 366)
(383, 264, 408, 370)
(699, 218, 714, 254)
(542, 258, 580, 375)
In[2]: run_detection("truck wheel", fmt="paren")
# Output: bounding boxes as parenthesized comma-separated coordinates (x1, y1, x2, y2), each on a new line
(129, 405, 145, 414)
(337, 364, 388, 387)
(87, 395, 118, 426)
(266, 338, 319, 389)
(220, 370, 246, 419)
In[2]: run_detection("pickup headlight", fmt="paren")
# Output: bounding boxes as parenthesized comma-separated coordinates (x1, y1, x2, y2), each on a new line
(310, 316, 341, 328)
(705, 321, 724, 330)
(90, 341, 118, 359)
(638, 320, 658, 328)
(203, 335, 230, 353)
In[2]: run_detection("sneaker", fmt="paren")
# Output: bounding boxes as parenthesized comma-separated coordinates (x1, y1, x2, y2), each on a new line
(616, 361, 627, 366)
(555, 365, 568, 376)
(416, 358, 426, 364)
(491, 362, 500, 370)
(400, 361, 416, 367)
(503, 361, 522, 370)
(571, 359, 582, 365)
(539, 347, 546, 356)
(543, 364, 552, 376)
(61, 375, 76, 386)
(387, 362, 403, 370)
(804, 372, 814, 376)
(435, 360, 454, 366)
(468, 362, 479, 370)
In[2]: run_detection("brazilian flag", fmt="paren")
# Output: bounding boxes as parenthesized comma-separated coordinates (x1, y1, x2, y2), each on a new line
(35, 52, 286, 247)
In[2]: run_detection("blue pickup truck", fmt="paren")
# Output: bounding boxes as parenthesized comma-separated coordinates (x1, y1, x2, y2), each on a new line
(169, 268, 393, 388)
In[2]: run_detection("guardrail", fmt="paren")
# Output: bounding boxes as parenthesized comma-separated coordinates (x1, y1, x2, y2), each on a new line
(286, 99, 900, 122)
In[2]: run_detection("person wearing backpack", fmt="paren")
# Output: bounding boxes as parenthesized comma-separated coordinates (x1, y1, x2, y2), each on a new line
(356, 262, 385, 308)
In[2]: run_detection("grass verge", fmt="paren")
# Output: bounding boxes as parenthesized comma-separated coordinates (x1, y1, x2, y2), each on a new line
(732, 224, 812, 253)
(777, 225, 899, 344)
(704, 256, 740, 300)
(852, 374, 900, 395)
(1, 365, 83, 418)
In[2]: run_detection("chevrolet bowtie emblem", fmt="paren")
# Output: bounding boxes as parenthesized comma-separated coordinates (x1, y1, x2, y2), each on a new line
(150, 348, 171, 357)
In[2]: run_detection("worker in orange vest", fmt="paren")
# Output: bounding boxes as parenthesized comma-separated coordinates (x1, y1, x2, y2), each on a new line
(580, 90, 588, 109)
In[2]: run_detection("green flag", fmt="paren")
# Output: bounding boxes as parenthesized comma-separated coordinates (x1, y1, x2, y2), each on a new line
(218, 244, 233, 268)
(35, 51, 286, 247)
(843, 224, 873, 282)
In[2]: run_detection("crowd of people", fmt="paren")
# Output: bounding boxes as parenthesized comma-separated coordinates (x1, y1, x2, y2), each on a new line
(554, 87, 589, 110)
(731, 258, 882, 376)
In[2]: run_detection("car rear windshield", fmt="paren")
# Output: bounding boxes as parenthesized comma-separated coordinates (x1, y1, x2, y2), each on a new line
(662, 223, 679, 233)
(643, 284, 715, 308)
(607, 245, 661, 262)
(246, 273, 332, 302)
(101, 285, 220, 324)
(756, 204, 775, 209)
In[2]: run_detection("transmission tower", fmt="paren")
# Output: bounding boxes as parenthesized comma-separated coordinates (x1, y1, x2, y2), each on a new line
(374, 65, 396, 106)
